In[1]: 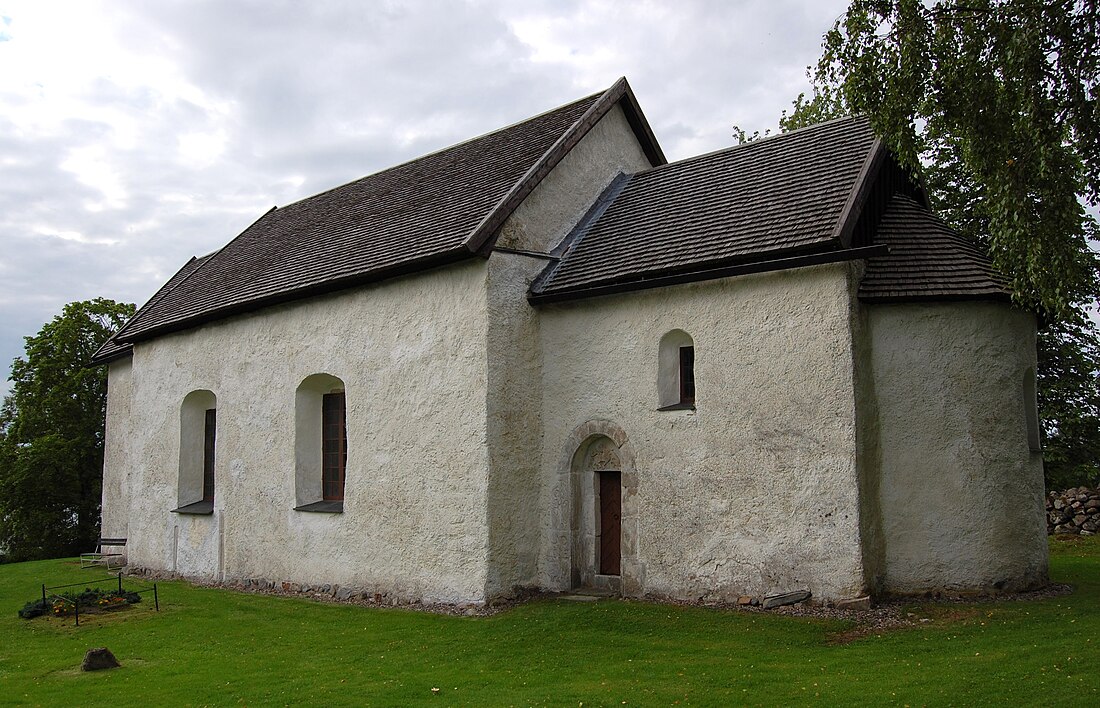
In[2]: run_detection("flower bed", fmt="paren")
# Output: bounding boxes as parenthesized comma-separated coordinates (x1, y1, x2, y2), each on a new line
(19, 587, 142, 619)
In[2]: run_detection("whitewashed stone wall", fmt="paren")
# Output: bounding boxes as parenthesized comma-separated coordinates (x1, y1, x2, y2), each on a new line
(863, 301, 1048, 593)
(535, 263, 870, 602)
(100, 357, 134, 540)
(104, 260, 492, 604)
(484, 102, 655, 597)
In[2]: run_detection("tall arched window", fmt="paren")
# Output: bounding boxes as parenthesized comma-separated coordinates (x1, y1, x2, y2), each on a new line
(295, 374, 347, 512)
(173, 390, 217, 515)
(658, 329, 695, 410)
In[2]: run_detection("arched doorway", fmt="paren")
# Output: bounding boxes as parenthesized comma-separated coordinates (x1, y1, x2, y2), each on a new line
(566, 422, 640, 595)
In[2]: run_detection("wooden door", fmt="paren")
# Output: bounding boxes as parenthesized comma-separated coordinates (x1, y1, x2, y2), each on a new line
(599, 471, 621, 576)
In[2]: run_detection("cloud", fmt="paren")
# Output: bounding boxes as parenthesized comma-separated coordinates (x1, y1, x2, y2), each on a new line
(0, 0, 850, 394)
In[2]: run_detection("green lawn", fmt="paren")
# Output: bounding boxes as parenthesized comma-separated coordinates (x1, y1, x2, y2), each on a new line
(1, 538, 1098, 706)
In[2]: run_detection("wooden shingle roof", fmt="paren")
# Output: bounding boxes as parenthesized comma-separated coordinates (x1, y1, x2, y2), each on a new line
(110, 78, 664, 345)
(91, 254, 213, 364)
(529, 116, 881, 301)
(98, 87, 1011, 363)
(859, 194, 1009, 302)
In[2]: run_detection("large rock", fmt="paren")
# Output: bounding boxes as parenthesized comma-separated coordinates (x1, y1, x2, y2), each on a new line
(81, 647, 121, 671)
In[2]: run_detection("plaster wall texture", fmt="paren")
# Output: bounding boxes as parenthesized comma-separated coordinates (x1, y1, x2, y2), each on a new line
(535, 264, 869, 602)
(483, 101, 654, 598)
(100, 358, 134, 540)
(494, 103, 652, 254)
(106, 260, 493, 604)
(865, 302, 1048, 593)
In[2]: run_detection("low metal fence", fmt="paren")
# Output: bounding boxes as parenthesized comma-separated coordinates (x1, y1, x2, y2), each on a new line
(40, 573, 159, 626)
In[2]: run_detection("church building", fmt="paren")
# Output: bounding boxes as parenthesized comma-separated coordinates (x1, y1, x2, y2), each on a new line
(93, 78, 1048, 605)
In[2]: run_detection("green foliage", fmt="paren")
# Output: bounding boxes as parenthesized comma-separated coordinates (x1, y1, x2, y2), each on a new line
(771, 0, 1100, 488)
(1038, 313, 1100, 487)
(2, 544, 1100, 703)
(815, 0, 1100, 319)
(0, 299, 135, 562)
(779, 88, 847, 133)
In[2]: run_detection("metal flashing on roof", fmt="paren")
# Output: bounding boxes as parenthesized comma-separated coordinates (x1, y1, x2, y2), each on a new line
(529, 172, 633, 294)
(530, 116, 880, 299)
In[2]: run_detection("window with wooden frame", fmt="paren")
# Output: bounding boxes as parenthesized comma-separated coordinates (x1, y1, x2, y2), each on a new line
(294, 374, 347, 513)
(321, 392, 347, 501)
(202, 408, 216, 503)
(658, 329, 696, 410)
(679, 346, 695, 405)
(173, 389, 217, 515)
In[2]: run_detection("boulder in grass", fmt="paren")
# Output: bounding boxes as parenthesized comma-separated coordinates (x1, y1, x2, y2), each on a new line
(81, 647, 120, 671)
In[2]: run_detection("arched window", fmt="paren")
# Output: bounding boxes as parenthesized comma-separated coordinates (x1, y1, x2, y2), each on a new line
(658, 330, 695, 410)
(173, 390, 217, 515)
(295, 374, 347, 512)
(1023, 367, 1041, 452)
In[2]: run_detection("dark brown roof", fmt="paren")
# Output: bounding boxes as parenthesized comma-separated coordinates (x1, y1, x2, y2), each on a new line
(113, 78, 664, 344)
(530, 116, 880, 301)
(859, 194, 1009, 302)
(91, 254, 214, 364)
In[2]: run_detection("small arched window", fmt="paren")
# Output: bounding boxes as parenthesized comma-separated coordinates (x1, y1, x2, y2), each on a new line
(295, 374, 347, 512)
(173, 390, 217, 515)
(658, 329, 695, 410)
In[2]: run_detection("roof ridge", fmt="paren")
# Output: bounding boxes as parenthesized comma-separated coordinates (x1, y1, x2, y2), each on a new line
(464, 77, 664, 254)
(628, 114, 870, 180)
(274, 91, 607, 213)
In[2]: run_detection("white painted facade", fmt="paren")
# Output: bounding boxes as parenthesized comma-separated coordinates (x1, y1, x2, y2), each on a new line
(860, 302, 1048, 593)
(100, 104, 1048, 605)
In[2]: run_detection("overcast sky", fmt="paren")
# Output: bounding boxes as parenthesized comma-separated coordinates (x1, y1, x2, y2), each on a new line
(0, 0, 878, 396)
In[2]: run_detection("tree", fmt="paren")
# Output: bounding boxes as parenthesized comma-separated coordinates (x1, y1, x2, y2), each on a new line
(758, 1, 1100, 487)
(0, 298, 134, 562)
(1037, 312, 1100, 487)
(808, 0, 1100, 317)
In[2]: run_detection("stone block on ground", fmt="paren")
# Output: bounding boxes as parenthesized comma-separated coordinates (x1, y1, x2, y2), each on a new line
(761, 590, 811, 609)
(81, 647, 121, 671)
(835, 595, 871, 611)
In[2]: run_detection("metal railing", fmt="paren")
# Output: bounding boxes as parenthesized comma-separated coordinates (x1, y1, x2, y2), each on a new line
(40, 573, 159, 626)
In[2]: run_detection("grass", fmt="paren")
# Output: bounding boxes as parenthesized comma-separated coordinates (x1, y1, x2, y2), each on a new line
(1, 538, 1098, 706)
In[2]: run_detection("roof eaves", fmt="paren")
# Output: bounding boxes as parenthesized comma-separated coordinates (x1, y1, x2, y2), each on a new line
(858, 291, 1013, 304)
(88, 344, 134, 367)
(530, 244, 889, 305)
(107, 209, 274, 345)
(91, 251, 223, 363)
(116, 244, 475, 344)
(465, 77, 666, 256)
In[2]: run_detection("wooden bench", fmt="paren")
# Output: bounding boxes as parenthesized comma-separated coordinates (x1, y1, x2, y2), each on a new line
(80, 538, 127, 570)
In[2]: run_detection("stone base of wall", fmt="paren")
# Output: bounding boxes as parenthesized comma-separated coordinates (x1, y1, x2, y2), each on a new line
(1046, 487, 1100, 535)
